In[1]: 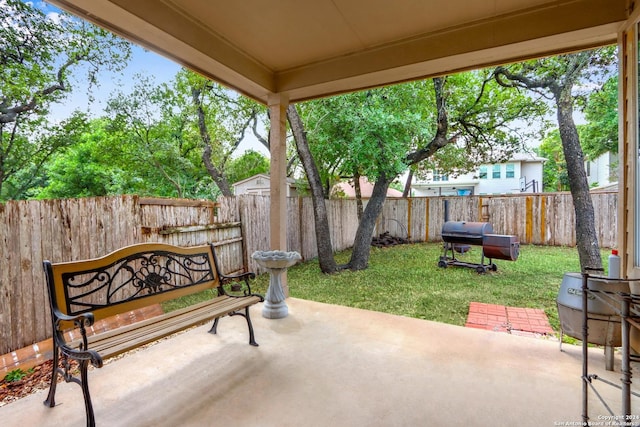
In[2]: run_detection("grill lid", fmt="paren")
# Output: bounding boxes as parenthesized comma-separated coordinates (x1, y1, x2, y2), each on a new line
(441, 221, 493, 245)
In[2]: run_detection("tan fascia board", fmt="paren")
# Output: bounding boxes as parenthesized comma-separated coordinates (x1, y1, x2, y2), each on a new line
(277, 0, 627, 101)
(281, 22, 622, 103)
(276, 0, 629, 101)
(47, 0, 276, 103)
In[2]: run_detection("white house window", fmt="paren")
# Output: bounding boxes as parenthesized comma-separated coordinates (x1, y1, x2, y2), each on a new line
(479, 166, 487, 179)
(492, 165, 501, 179)
(506, 164, 515, 178)
(433, 169, 448, 182)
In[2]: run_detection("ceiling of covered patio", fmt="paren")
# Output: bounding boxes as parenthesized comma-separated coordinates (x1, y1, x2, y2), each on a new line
(47, 0, 627, 104)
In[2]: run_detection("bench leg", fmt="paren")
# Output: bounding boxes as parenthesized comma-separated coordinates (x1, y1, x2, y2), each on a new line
(79, 359, 97, 427)
(44, 344, 97, 427)
(208, 318, 220, 335)
(209, 308, 259, 346)
(243, 306, 259, 347)
(44, 343, 60, 408)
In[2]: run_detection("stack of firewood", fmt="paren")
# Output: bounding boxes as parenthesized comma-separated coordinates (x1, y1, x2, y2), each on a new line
(371, 231, 409, 248)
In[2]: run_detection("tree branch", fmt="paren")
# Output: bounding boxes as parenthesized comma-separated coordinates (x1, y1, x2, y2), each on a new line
(493, 66, 558, 96)
(0, 54, 81, 124)
(251, 113, 269, 149)
(405, 77, 453, 165)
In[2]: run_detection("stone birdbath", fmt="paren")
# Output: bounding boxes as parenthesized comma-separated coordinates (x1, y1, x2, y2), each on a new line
(251, 250, 301, 319)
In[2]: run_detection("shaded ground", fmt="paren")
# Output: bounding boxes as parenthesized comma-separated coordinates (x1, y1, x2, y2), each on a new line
(0, 298, 621, 427)
(1, 360, 54, 406)
(0, 359, 79, 407)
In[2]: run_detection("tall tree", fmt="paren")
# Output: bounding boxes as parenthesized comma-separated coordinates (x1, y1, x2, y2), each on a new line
(0, 0, 131, 199)
(179, 71, 266, 196)
(495, 47, 616, 271)
(288, 106, 338, 272)
(291, 70, 543, 272)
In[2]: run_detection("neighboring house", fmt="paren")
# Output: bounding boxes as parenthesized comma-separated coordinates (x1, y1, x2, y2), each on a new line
(410, 153, 546, 197)
(332, 177, 403, 198)
(232, 174, 299, 197)
(586, 152, 617, 188)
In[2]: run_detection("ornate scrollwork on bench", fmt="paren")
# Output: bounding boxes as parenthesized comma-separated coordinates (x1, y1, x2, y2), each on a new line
(62, 250, 215, 315)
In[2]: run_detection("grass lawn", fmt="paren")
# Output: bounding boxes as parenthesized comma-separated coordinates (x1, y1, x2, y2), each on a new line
(165, 242, 608, 336)
(250, 242, 600, 334)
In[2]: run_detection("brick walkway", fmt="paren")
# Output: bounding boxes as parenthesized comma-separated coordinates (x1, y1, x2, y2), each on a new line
(1, 305, 164, 376)
(465, 302, 555, 338)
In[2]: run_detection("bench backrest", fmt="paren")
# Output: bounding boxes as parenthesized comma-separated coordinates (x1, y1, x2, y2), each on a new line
(44, 243, 221, 323)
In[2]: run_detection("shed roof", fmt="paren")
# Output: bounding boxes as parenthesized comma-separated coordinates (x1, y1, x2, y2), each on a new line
(333, 177, 404, 198)
(231, 174, 297, 188)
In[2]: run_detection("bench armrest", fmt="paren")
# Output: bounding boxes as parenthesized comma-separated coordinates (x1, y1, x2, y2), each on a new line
(218, 271, 264, 301)
(50, 309, 104, 368)
(52, 307, 95, 328)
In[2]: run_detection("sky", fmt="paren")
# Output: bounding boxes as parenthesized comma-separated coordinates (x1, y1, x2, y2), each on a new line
(54, 46, 180, 118)
(36, 1, 269, 158)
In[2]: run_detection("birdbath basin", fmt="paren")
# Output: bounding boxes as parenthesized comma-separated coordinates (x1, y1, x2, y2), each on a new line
(252, 250, 301, 319)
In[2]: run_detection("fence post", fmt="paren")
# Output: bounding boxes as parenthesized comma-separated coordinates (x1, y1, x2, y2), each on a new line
(479, 197, 490, 222)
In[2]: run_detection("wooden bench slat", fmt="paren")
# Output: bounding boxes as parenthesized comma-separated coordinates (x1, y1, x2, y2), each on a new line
(85, 296, 262, 358)
(76, 295, 253, 344)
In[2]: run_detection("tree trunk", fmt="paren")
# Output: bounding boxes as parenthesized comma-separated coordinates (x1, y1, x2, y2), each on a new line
(191, 87, 233, 197)
(201, 144, 233, 196)
(287, 105, 338, 273)
(403, 168, 413, 197)
(347, 174, 392, 270)
(556, 87, 602, 271)
(353, 171, 363, 221)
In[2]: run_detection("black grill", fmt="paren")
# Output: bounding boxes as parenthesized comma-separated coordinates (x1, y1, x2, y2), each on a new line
(438, 221, 519, 273)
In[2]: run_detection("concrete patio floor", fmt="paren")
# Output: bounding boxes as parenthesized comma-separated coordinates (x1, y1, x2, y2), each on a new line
(1, 298, 637, 427)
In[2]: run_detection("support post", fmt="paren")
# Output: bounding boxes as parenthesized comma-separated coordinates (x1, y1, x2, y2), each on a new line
(582, 271, 589, 423)
(268, 93, 290, 295)
(621, 295, 631, 417)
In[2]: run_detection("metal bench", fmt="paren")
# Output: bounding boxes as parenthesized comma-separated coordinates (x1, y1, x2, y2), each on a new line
(42, 242, 263, 427)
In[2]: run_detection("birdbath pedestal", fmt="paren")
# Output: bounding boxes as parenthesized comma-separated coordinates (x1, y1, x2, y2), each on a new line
(252, 250, 301, 319)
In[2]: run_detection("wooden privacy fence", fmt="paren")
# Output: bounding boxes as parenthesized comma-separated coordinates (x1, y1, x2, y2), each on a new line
(0, 196, 244, 355)
(376, 192, 617, 248)
(224, 191, 618, 262)
(0, 191, 618, 355)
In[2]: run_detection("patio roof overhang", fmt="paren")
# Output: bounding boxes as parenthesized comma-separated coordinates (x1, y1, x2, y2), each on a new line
(46, 0, 628, 104)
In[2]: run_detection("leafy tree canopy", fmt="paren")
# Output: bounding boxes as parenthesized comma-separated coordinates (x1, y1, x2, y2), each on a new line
(0, 0, 131, 201)
(226, 150, 270, 185)
(1, 0, 131, 124)
(299, 70, 544, 192)
(579, 76, 618, 159)
(537, 129, 569, 192)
